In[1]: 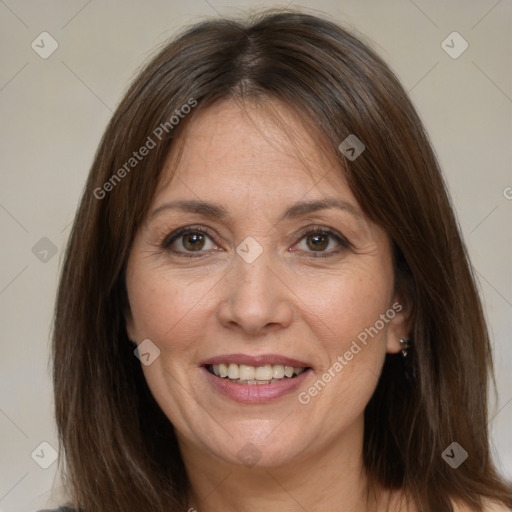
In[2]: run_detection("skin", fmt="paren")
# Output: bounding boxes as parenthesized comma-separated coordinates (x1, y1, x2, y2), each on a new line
(125, 98, 414, 511)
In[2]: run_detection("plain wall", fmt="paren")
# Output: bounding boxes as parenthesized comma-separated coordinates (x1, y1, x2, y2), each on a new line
(0, 1, 510, 510)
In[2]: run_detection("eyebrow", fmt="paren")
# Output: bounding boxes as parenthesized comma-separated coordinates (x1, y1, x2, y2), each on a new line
(150, 198, 363, 222)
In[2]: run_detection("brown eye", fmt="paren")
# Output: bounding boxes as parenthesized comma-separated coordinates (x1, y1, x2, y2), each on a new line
(182, 232, 206, 251)
(295, 227, 350, 258)
(162, 227, 217, 256)
(305, 233, 329, 251)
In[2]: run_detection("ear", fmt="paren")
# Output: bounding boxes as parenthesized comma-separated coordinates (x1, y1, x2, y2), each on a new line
(385, 288, 414, 354)
(124, 306, 137, 344)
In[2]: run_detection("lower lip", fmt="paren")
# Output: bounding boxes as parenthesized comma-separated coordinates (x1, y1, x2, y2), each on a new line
(202, 367, 311, 404)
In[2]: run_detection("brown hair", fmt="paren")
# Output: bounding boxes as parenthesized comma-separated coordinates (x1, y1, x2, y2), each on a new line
(52, 9, 512, 512)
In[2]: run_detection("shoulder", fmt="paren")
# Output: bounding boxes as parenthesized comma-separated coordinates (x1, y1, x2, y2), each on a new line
(36, 507, 77, 512)
(482, 504, 511, 512)
(452, 500, 511, 512)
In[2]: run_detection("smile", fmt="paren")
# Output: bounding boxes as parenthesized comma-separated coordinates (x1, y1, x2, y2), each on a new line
(206, 363, 307, 384)
(201, 353, 312, 402)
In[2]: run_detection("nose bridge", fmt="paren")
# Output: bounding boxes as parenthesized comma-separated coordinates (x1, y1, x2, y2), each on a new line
(235, 244, 274, 297)
(232, 241, 278, 310)
(216, 238, 293, 333)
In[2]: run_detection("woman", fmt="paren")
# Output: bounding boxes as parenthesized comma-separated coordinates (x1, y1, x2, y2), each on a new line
(48, 9, 511, 512)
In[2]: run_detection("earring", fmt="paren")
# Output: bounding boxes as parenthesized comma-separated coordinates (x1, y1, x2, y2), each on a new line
(399, 337, 410, 358)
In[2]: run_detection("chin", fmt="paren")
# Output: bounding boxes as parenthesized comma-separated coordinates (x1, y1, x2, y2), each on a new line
(210, 435, 305, 469)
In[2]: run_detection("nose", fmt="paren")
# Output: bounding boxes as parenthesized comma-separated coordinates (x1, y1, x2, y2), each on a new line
(215, 249, 294, 336)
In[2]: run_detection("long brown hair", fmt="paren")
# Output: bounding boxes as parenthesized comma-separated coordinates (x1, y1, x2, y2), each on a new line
(52, 9, 512, 512)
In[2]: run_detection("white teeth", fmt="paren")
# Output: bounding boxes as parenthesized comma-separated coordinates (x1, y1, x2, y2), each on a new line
(273, 364, 285, 379)
(227, 363, 239, 380)
(219, 363, 228, 378)
(239, 364, 255, 380)
(242, 379, 282, 385)
(255, 365, 273, 380)
(208, 363, 308, 383)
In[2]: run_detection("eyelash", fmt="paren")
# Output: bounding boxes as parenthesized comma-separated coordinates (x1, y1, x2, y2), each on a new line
(160, 225, 351, 259)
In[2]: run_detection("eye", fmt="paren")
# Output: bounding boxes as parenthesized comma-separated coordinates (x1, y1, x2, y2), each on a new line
(161, 226, 219, 257)
(160, 225, 350, 259)
(294, 227, 350, 258)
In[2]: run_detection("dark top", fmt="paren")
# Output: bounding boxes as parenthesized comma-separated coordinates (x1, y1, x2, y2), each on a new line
(37, 508, 76, 512)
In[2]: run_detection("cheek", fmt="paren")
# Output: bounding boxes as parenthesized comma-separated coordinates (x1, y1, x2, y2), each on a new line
(302, 267, 393, 345)
(297, 267, 393, 404)
(126, 263, 216, 427)
(127, 267, 210, 352)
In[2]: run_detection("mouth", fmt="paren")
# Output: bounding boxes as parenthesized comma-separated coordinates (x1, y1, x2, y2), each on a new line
(205, 363, 310, 385)
(200, 354, 312, 403)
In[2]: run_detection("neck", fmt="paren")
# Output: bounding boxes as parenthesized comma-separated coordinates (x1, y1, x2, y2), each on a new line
(180, 415, 388, 512)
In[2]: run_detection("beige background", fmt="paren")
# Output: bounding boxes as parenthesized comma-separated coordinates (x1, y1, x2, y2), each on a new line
(0, 1, 510, 510)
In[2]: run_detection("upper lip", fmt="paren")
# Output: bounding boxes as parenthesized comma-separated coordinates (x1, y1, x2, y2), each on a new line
(200, 353, 311, 368)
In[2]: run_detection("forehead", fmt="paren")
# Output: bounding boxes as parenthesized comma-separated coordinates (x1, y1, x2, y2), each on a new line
(153, 97, 352, 208)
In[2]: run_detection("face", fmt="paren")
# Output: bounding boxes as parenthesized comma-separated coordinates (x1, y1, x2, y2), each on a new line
(125, 98, 410, 469)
